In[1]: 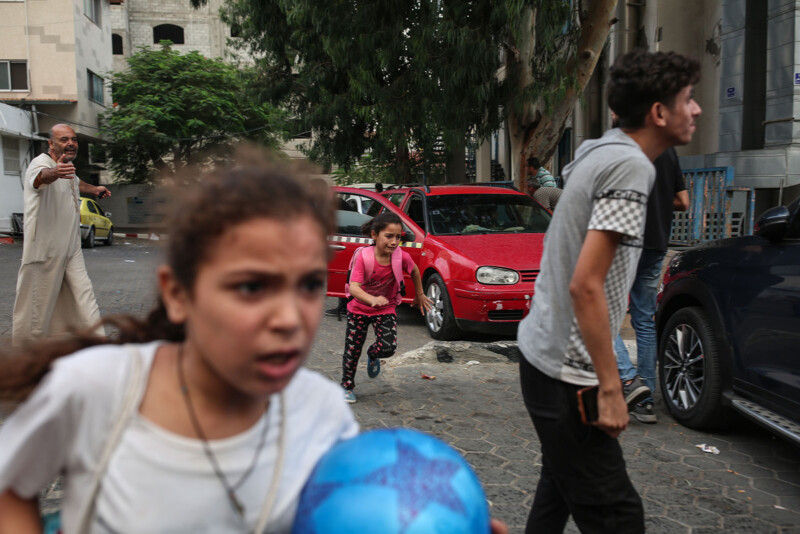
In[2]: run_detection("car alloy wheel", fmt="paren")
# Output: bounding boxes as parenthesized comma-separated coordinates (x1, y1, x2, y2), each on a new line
(658, 306, 727, 429)
(424, 274, 460, 340)
(662, 322, 705, 411)
(104, 226, 113, 246)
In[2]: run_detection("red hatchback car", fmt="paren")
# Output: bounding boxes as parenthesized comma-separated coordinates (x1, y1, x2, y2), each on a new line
(327, 185, 551, 339)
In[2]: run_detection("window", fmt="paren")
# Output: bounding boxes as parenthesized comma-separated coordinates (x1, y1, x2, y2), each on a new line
(112, 34, 123, 55)
(405, 195, 427, 230)
(2, 136, 21, 174)
(153, 24, 184, 45)
(0, 61, 28, 91)
(425, 194, 551, 235)
(84, 0, 101, 25)
(87, 201, 99, 214)
(387, 193, 405, 207)
(88, 70, 104, 104)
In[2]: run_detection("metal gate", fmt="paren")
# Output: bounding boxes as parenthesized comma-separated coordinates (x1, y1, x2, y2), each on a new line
(670, 166, 755, 246)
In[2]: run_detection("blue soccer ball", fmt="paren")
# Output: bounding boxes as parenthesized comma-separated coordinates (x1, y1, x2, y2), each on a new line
(292, 428, 490, 534)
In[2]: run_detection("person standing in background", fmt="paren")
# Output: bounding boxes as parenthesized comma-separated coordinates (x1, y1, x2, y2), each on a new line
(527, 157, 557, 188)
(12, 124, 110, 345)
(525, 176, 563, 210)
(615, 146, 689, 424)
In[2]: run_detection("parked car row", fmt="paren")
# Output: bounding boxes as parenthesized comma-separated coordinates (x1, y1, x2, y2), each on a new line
(328, 182, 800, 446)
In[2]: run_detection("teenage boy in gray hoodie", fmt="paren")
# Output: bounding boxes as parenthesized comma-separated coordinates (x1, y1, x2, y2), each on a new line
(517, 49, 701, 533)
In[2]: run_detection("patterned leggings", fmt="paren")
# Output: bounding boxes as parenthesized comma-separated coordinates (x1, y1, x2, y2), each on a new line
(341, 311, 398, 390)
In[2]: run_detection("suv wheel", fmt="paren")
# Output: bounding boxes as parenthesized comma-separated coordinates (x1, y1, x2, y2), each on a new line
(424, 274, 461, 340)
(658, 306, 728, 429)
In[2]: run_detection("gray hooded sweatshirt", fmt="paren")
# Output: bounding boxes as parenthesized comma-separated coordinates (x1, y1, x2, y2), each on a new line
(517, 128, 655, 386)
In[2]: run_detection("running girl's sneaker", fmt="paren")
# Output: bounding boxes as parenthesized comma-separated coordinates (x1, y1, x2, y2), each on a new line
(343, 389, 356, 403)
(367, 356, 381, 378)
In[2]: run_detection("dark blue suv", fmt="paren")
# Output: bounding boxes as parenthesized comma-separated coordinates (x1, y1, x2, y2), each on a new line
(656, 198, 800, 445)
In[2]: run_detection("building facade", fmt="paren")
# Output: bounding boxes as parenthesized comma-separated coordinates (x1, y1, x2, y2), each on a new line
(0, 103, 42, 233)
(0, 0, 113, 143)
(110, 0, 245, 71)
(482, 0, 800, 215)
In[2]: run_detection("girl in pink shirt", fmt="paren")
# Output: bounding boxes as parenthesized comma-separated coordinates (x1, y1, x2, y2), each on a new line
(341, 212, 431, 403)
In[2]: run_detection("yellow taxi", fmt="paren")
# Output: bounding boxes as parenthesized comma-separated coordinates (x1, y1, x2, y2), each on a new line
(79, 197, 114, 248)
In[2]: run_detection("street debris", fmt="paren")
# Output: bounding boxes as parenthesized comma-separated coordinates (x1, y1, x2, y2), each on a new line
(466, 360, 480, 366)
(421, 374, 436, 380)
(695, 443, 720, 454)
(124, 260, 135, 263)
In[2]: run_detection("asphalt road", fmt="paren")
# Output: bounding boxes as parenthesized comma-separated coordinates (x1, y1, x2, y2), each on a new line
(1, 239, 799, 532)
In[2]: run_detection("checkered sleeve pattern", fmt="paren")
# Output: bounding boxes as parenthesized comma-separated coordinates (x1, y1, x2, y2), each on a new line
(560, 189, 647, 384)
(588, 189, 647, 241)
(561, 242, 642, 383)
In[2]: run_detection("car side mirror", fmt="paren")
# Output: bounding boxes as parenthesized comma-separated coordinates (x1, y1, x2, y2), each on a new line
(105, 212, 112, 218)
(754, 206, 790, 241)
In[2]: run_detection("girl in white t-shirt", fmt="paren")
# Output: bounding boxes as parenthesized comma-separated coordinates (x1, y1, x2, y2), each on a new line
(0, 159, 356, 534)
(0, 160, 509, 534)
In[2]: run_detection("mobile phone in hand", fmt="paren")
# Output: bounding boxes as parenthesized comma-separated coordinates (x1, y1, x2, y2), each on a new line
(577, 385, 599, 425)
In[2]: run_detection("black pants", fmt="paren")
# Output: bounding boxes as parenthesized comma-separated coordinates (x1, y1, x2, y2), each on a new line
(519, 357, 644, 533)
(341, 311, 397, 390)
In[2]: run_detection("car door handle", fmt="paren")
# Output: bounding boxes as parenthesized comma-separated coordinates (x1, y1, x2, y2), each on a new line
(329, 244, 346, 250)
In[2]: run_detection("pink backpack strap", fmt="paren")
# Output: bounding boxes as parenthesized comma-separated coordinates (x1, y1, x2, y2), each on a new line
(390, 247, 405, 304)
(361, 246, 376, 281)
(344, 246, 374, 299)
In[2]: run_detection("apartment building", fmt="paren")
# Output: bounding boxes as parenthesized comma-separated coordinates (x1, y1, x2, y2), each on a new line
(0, 0, 114, 227)
(110, 0, 246, 72)
(0, 0, 112, 144)
(597, 0, 798, 214)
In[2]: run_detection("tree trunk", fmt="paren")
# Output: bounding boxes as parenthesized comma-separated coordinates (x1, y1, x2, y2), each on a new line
(394, 145, 412, 184)
(506, 8, 536, 189)
(507, 0, 619, 190)
(446, 133, 466, 184)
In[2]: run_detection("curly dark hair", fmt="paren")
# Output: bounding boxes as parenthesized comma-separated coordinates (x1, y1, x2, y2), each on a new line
(608, 49, 701, 129)
(0, 152, 335, 402)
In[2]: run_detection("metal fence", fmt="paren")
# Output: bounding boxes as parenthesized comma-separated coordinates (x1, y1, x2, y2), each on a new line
(670, 166, 756, 246)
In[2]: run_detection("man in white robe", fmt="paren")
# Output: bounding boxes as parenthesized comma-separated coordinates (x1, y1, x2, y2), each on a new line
(12, 124, 110, 345)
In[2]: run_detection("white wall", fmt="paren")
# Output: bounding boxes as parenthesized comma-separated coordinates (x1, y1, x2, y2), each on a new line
(101, 183, 168, 230)
(0, 104, 38, 233)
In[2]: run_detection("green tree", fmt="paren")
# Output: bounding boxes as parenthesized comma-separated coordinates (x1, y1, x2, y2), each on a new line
(505, 1, 618, 185)
(102, 43, 285, 184)
(194, 0, 509, 183)
(192, 1, 617, 185)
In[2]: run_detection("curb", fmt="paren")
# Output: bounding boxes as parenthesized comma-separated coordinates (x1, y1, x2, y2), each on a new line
(114, 232, 161, 241)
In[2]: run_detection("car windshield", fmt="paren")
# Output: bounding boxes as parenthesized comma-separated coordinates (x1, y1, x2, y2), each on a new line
(427, 194, 551, 235)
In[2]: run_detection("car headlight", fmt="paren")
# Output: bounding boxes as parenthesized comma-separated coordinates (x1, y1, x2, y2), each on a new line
(476, 266, 519, 285)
